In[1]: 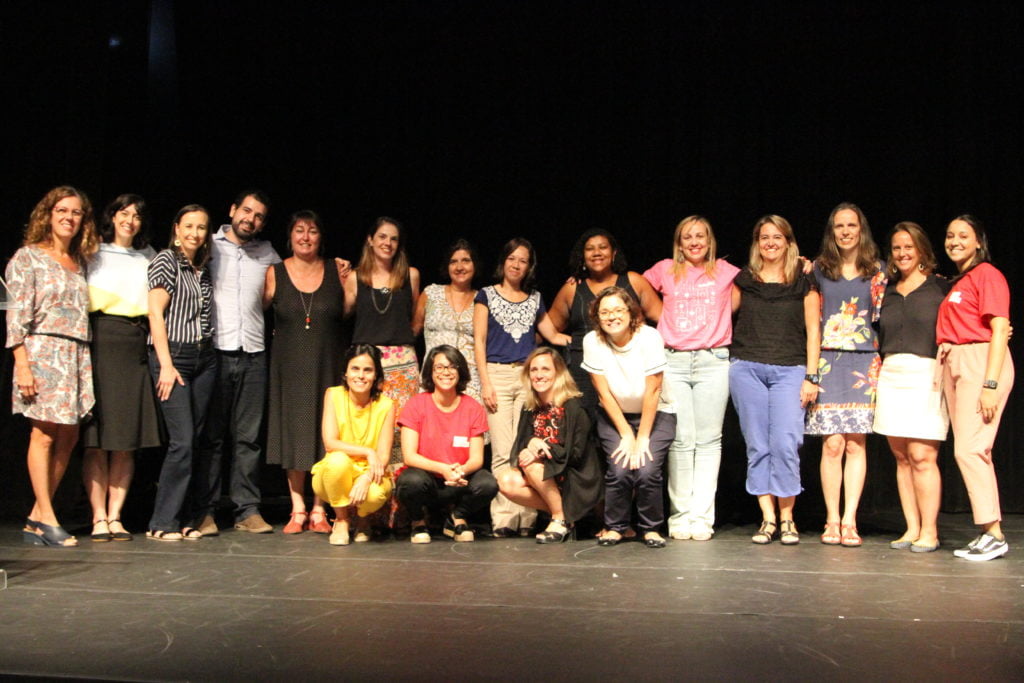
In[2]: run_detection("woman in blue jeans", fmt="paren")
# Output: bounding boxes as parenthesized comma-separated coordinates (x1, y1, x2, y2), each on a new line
(146, 205, 217, 541)
(729, 216, 820, 545)
(643, 216, 739, 541)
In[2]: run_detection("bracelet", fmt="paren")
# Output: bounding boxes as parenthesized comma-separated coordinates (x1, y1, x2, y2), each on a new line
(983, 379, 998, 390)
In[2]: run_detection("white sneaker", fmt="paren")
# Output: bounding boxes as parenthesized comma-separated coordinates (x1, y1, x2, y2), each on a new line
(669, 528, 692, 540)
(690, 526, 714, 542)
(953, 534, 984, 558)
(959, 534, 1009, 562)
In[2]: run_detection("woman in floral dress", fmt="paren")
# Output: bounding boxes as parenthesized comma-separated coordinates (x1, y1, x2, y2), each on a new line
(7, 186, 99, 547)
(805, 203, 886, 547)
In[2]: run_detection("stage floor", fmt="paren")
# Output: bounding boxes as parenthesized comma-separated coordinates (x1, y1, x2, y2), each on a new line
(1, 514, 1022, 681)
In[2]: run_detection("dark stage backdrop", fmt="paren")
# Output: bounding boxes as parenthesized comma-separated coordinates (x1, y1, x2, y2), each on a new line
(1, 2, 1020, 522)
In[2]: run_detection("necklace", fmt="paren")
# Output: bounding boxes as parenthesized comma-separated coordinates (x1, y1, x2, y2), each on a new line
(371, 284, 394, 315)
(299, 290, 315, 329)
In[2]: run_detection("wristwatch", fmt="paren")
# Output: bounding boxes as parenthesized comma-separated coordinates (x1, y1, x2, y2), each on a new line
(804, 373, 821, 385)
(983, 379, 998, 390)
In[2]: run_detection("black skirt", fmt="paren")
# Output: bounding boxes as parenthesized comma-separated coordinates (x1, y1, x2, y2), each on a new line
(81, 314, 164, 451)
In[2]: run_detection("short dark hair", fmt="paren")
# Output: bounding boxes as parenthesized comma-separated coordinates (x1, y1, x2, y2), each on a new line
(492, 237, 537, 292)
(438, 238, 479, 285)
(420, 345, 471, 394)
(99, 193, 150, 249)
(339, 344, 385, 400)
(588, 285, 643, 346)
(233, 188, 271, 213)
(285, 209, 324, 256)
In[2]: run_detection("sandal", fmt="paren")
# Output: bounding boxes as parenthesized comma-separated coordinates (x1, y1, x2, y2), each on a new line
(410, 523, 431, 544)
(181, 527, 203, 540)
(840, 524, 862, 547)
(108, 519, 132, 542)
(91, 519, 112, 543)
(24, 519, 78, 547)
(643, 531, 667, 548)
(146, 530, 183, 542)
(752, 520, 777, 545)
(536, 519, 571, 544)
(283, 511, 308, 535)
(779, 520, 800, 545)
(308, 509, 331, 534)
(597, 530, 624, 547)
(444, 516, 475, 542)
(821, 522, 841, 545)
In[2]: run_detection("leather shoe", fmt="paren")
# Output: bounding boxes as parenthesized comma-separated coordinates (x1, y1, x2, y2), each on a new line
(234, 513, 273, 534)
(195, 514, 220, 537)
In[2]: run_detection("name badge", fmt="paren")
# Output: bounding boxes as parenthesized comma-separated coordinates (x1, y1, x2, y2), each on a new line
(452, 435, 470, 448)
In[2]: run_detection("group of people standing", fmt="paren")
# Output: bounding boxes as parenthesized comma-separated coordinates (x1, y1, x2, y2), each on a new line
(5, 186, 1014, 562)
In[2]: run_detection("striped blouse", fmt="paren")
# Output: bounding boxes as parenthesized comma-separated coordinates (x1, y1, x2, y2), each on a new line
(148, 249, 214, 344)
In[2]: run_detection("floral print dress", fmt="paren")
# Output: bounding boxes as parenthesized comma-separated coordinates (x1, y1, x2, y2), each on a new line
(805, 263, 886, 435)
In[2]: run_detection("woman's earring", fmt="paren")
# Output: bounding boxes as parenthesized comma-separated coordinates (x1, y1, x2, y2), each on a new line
(918, 263, 925, 271)
(174, 239, 182, 247)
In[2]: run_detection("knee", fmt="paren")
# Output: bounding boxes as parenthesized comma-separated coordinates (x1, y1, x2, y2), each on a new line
(471, 470, 499, 498)
(822, 435, 845, 459)
(320, 452, 355, 475)
(497, 469, 523, 497)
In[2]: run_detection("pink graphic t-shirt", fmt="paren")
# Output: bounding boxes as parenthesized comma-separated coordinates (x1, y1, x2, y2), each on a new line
(643, 258, 740, 351)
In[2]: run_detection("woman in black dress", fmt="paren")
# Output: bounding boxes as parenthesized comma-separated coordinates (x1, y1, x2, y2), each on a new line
(264, 210, 349, 534)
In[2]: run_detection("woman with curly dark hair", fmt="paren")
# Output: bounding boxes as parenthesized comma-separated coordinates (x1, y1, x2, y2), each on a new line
(7, 185, 99, 547)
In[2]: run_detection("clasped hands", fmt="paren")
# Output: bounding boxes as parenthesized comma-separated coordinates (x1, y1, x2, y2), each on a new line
(610, 432, 652, 470)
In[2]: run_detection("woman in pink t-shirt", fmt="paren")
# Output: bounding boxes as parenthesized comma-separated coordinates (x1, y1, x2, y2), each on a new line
(937, 215, 1014, 562)
(396, 345, 497, 543)
(643, 216, 739, 542)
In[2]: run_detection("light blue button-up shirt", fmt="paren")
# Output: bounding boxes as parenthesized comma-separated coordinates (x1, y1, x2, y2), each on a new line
(209, 225, 281, 352)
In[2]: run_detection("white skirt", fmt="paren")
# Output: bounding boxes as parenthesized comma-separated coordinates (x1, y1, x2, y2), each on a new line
(873, 353, 949, 441)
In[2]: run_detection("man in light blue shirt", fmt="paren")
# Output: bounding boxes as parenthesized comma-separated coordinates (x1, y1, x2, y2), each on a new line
(193, 189, 281, 534)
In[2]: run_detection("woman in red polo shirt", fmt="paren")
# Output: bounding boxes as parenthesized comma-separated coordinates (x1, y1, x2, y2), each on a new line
(937, 215, 1013, 562)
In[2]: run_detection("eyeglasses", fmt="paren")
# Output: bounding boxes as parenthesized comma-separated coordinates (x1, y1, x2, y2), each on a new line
(598, 307, 629, 320)
(433, 363, 458, 375)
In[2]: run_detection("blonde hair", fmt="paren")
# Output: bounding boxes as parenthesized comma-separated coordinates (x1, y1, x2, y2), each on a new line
(671, 215, 717, 278)
(748, 215, 801, 284)
(24, 185, 99, 264)
(355, 216, 410, 289)
(521, 347, 581, 410)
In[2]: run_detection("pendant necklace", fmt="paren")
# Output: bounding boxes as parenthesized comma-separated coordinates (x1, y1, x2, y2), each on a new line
(372, 283, 394, 314)
(299, 290, 315, 329)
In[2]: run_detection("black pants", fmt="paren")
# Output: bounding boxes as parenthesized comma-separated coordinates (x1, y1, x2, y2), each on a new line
(396, 467, 498, 520)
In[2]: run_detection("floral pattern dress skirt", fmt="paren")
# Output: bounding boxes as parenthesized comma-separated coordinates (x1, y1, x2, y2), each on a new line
(804, 349, 880, 435)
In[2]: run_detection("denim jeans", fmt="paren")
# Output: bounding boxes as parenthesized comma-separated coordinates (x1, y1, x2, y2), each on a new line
(194, 350, 267, 523)
(147, 343, 217, 532)
(664, 347, 731, 535)
(729, 359, 806, 498)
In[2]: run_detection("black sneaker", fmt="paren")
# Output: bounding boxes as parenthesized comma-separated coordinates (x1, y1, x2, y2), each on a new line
(953, 534, 984, 558)
(959, 534, 1009, 562)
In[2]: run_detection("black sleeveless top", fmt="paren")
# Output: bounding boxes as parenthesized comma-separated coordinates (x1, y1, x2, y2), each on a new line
(352, 277, 415, 346)
(568, 272, 639, 351)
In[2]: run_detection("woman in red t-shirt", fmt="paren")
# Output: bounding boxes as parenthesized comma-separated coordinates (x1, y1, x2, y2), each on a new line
(937, 215, 1014, 562)
(396, 345, 497, 543)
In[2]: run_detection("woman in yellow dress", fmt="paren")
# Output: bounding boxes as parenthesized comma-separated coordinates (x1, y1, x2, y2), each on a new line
(312, 344, 395, 546)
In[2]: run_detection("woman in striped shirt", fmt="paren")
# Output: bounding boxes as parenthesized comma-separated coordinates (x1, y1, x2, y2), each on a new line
(145, 204, 217, 541)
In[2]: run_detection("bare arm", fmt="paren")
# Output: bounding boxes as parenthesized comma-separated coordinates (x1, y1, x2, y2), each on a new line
(473, 302, 496, 412)
(11, 344, 35, 400)
(801, 289, 821, 407)
(409, 266, 421, 302)
(401, 426, 450, 477)
(629, 271, 663, 324)
(731, 284, 741, 313)
(320, 389, 376, 459)
(537, 312, 571, 346)
(262, 265, 275, 310)
(148, 288, 185, 401)
(590, 372, 636, 466)
(547, 281, 576, 333)
(342, 274, 357, 317)
(411, 290, 428, 337)
(979, 316, 1010, 423)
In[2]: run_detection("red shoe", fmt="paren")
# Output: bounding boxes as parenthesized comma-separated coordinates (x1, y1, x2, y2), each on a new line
(308, 510, 331, 534)
(283, 512, 308, 534)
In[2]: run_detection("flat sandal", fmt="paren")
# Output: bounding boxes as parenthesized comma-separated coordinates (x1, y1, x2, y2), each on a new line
(752, 520, 777, 545)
